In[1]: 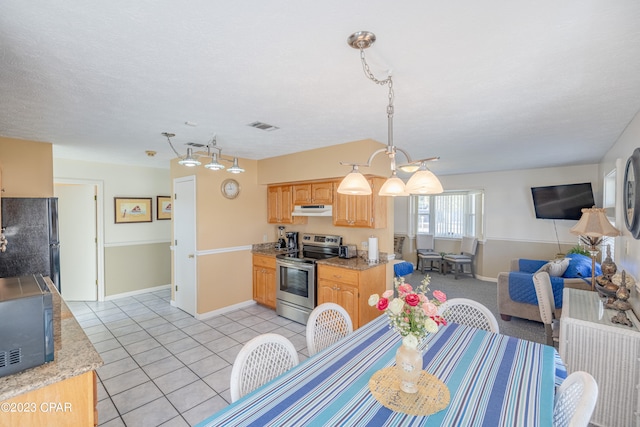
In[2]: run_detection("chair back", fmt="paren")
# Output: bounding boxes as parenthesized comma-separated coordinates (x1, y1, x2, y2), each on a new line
(230, 333, 299, 402)
(533, 271, 556, 325)
(553, 371, 598, 427)
(306, 303, 353, 356)
(416, 234, 435, 252)
(460, 236, 478, 256)
(437, 298, 499, 333)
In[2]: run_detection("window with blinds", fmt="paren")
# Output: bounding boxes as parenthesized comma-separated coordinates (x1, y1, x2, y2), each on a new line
(415, 191, 484, 239)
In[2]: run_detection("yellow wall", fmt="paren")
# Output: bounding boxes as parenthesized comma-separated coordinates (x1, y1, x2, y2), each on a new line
(105, 243, 171, 296)
(171, 157, 272, 313)
(0, 136, 53, 197)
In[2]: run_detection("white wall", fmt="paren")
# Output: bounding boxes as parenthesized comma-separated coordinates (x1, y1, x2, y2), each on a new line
(600, 109, 640, 281)
(54, 159, 171, 244)
(395, 164, 599, 245)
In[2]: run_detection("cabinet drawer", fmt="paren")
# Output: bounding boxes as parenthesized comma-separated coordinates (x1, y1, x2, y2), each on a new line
(317, 265, 359, 285)
(253, 254, 276, 269)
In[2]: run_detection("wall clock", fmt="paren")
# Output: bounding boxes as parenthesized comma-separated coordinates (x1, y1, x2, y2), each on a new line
(221, 179, 240, 199)
(623, 147, 640, 239)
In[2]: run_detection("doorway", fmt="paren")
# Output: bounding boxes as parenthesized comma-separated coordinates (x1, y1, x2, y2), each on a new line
(54, 179, 104, 301)
(173, 176, 197, 315)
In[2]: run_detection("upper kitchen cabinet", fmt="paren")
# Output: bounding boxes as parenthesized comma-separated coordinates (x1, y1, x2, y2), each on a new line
(267, 184, 307, 224)
(292, 182, 334, 205)
(333, 177, 387, 228)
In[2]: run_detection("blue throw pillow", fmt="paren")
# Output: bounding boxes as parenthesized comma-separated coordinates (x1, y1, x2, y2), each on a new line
(563, 253, 602, 278)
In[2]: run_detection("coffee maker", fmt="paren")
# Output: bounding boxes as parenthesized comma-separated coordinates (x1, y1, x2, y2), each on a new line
(286, 231, 298, 253)
(275, 226, 287, 250)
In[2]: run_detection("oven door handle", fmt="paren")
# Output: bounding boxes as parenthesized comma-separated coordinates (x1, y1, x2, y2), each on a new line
(276, 259, 315, 271)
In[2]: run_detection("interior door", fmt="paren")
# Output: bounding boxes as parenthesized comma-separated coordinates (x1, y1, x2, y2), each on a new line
(174, 176, 197, 315)
(54, 183, 97, 301)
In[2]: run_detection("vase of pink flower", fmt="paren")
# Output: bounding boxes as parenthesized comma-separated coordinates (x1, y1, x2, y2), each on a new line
(368, 275, 447, 393)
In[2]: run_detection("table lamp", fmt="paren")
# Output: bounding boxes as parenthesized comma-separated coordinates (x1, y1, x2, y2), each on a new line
(569, 207, 621, 291)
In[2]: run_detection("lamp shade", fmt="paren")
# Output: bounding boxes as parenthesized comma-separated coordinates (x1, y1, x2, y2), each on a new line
(337, 166, 372, 195)
(405, 168, 444, 194)
(178, 148, 201, 167)
(378, 172, 408, 196)
(227, 158, 245, 174)
(570, 207, 621, 237)
(204, 153, 225, 170)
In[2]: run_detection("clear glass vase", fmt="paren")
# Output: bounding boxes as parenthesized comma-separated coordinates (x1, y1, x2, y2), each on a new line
(395, 342, 423, 393)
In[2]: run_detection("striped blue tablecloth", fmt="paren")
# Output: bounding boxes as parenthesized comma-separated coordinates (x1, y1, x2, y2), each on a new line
(198, 315, 566, 427)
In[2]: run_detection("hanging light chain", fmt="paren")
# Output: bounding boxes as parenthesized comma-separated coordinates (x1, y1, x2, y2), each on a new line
(358, 46, 394, 120)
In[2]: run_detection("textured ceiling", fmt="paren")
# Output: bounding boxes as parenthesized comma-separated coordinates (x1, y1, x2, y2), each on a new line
(2, 1, 640, 177)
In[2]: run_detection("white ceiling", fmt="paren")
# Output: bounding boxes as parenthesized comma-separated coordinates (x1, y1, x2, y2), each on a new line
(2, 1, 640, 177)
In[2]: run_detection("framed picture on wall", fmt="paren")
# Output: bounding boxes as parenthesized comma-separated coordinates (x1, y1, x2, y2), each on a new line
(114, 197, 152, 223)
(157, 196, 172, 220)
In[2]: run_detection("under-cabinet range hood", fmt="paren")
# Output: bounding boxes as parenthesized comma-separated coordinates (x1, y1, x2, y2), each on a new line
(291, 205, 333, 217)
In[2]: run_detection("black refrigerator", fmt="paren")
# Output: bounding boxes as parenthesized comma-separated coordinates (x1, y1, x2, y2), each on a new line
(0, 198, 60, 291)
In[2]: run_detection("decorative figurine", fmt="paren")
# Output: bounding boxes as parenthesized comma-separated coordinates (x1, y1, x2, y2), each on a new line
(611, 271, 633, 327)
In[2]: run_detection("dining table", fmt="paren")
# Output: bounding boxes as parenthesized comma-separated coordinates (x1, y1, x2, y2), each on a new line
(197, 315, 566, 427)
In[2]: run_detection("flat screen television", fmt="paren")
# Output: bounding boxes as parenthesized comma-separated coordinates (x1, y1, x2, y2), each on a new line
(531, 182, 595, 220)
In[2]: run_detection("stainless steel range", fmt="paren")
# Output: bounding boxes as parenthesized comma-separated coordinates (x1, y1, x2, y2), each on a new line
(275, 233, 342, 324)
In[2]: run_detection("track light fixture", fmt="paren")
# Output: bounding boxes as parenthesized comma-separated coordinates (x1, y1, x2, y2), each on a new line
(162, 132, 244, 173)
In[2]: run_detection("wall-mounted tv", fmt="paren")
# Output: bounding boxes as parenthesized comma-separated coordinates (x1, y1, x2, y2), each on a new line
(531, 182, 595, 220)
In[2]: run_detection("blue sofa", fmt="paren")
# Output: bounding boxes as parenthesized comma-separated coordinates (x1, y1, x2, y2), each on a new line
(497, 253, 598, 322)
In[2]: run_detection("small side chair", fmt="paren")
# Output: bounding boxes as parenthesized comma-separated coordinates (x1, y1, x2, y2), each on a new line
(416, 233, 442, 273)
(306, 303, 353, 356)
(443, 236, 478, 279)
(230, 333, 299, 402)
(437, 298, 500, 333)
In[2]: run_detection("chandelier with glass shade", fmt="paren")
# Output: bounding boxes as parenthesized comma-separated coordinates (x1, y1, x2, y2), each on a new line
(337, 31, 443, 197)
(162, 132, 245, 174)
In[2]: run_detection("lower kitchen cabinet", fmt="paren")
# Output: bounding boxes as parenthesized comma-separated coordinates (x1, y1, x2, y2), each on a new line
(317, 263, 385, 329)
(252, 254, 276, 309)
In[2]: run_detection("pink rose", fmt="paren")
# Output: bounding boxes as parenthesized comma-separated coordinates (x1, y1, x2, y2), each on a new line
(432, 315, 447, 326)
(419, 294, 427, 303)
(433, 290, 447, 303)
(382, 290, 394, 299)
(422, 302, 438, 316)
(377, 297, 389, 311)
(398, 283, 413, 295)
(405, 293, 420, 307)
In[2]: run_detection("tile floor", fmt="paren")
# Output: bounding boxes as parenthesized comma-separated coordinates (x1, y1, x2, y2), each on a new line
(68, 288, 309, 427)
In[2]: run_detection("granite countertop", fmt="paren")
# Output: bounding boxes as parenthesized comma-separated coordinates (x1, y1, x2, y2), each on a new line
(252, 242, 388, 271)
(316, 256, 387, 271)
(0, 277, 103, 401)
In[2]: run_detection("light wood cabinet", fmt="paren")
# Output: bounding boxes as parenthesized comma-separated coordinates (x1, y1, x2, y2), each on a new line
(292, 182, 334, 205)
(333, 177, 387, 228)
(267, 185, 306, 224)
(1, 371, 97, 427)
(317, 263, 386, 329)
(252, 254, 276, 309)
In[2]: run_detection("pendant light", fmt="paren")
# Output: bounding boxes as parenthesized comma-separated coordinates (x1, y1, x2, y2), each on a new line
(163, 132, 244, 173)
(338, 32, 443, 196)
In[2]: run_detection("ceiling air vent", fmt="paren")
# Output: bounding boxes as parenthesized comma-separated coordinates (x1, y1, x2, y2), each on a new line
(248, 121, 279, 131)
(185, 142, 206, 148)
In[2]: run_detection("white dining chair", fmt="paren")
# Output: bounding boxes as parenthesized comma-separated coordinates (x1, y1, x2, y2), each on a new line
(306, 303, 353, 356)
(416, 233, 442, 273)
(533, 271, 559, 346)
(437, 298, 500, 333)
(553, 371, 598, 427)
(229, 333, 299, 402)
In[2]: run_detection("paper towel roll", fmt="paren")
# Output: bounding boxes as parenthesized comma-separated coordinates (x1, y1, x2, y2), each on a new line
(368, 236, 378, 263)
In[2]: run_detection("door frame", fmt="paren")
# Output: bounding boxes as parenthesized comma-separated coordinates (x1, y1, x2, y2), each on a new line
(54, 178, 105, 301)
(172, 175, 197, 315)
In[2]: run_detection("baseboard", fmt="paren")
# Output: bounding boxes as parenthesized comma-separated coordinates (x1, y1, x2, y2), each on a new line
(195, 300, 257, 321)
(105, 284, 171, 300)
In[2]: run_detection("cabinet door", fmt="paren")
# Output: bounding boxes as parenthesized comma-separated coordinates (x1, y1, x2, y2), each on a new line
(292, 184, 312, 205)
(333, 191, 352, 226)
(333, 187, 372, 227)
(312, 182, 333, 204)
(317, 280, 339, 305)
(253, 265, 266, 305)
(267, 186, 281, 223)
(265, 267, 276, 308)
(337, 284, 358, 328)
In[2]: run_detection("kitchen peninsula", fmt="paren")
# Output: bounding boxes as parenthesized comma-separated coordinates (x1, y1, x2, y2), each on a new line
(0, 277, 103, 427)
